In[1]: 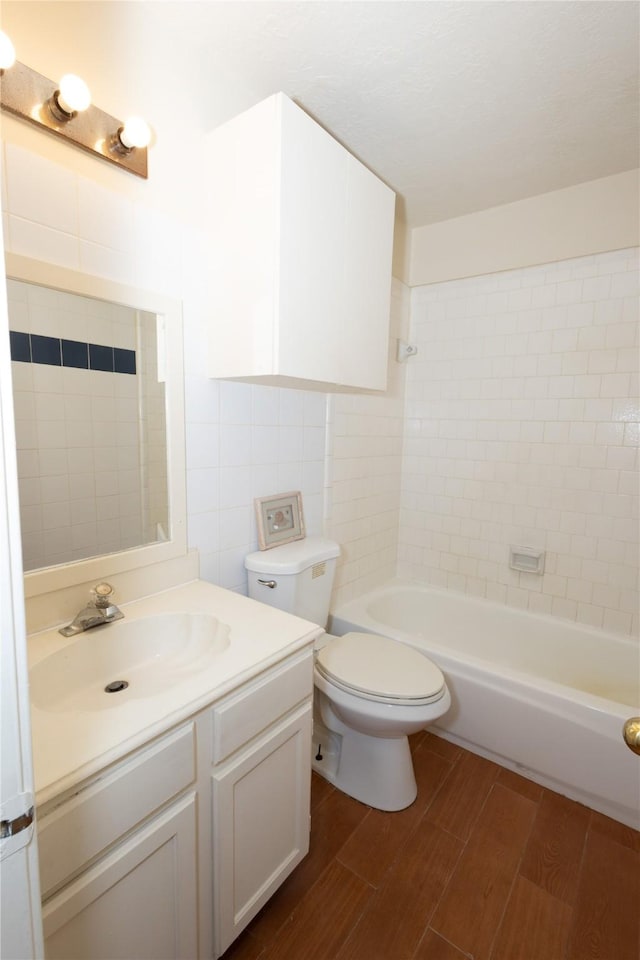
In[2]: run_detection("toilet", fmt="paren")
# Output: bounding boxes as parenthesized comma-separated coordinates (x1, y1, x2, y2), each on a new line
(245, 537, 451, 811)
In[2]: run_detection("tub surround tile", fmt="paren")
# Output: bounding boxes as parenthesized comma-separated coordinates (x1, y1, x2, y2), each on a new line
(328, 277, 408, 607)
(402, 247, 638, 635)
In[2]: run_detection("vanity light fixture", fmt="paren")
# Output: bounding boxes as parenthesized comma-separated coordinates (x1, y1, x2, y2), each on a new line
(0, 31, 16, 72)
(111, 116, 152, 154)
(48, 73, 92, 122)
(0, 35, 150, 178)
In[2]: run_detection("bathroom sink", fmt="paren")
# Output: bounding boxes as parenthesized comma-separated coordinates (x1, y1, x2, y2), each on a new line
(30, 612, 231, 712)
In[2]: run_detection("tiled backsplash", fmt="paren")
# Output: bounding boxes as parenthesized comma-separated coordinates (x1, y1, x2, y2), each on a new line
(400, 248, 639, 635)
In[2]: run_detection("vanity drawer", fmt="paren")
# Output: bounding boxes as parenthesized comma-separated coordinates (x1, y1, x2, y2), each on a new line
(212, 649, 313, 763)
(38, 722, 195, 898)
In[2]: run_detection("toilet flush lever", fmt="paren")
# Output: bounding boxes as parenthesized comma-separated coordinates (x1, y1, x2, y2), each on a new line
(257, 579, 277, 589)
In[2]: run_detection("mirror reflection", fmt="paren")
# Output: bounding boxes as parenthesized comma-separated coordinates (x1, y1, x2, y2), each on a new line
(7, 278, 168, 572)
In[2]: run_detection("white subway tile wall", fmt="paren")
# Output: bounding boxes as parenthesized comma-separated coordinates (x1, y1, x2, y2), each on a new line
(185, 379, 328, 593)
(327, 278, 410, 605)
(401, 248, 639, 635)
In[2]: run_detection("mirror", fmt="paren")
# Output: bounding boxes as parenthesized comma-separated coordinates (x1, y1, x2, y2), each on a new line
(9, 279, 168, 571)
(5, 254, 186, 599)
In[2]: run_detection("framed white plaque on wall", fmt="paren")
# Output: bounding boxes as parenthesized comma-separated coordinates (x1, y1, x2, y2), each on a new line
(254, 491, 305, 550)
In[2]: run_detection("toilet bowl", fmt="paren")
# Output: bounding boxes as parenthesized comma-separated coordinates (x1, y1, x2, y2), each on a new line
(245, 536, 452, 811)
(312, 632, 451, 810)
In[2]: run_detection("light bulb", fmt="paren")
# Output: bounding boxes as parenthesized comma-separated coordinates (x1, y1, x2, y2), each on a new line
(57, 74, 91, 114)
(0, 31, 15, 70)
(118, 116, 151, 150)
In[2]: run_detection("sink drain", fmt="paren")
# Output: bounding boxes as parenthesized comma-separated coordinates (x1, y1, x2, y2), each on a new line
(104, 680, 129, 694)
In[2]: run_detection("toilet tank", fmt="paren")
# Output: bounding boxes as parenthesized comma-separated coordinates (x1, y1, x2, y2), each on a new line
(245, 537, 340, 626)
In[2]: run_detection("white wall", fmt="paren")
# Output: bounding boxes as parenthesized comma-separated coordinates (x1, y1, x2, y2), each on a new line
(0, 3, 329, 596)
(0, 140, 328, 593)
(410, 170, 639, 286)
(400, 246, 639, 635)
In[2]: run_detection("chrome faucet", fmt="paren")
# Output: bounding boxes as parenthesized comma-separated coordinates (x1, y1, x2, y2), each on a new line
(59, 583, 124, 637)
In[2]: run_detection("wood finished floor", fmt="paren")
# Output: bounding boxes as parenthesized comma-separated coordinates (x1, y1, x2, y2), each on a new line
(221, 731, 639, 960)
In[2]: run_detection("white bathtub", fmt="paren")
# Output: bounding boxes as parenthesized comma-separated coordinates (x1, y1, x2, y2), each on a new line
(329, 580, 640, 829)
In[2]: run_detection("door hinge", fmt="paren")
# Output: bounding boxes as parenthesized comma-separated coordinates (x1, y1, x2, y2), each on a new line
(1, 806, 34, 840)
(1, 791, 35, 859)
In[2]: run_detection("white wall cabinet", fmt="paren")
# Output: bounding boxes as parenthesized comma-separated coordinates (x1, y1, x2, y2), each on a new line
(207, 92, 395, 392)
(35, 646, 314, 960)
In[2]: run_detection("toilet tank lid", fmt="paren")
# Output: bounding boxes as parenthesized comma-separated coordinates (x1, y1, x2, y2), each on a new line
(245, 537, 340, 574)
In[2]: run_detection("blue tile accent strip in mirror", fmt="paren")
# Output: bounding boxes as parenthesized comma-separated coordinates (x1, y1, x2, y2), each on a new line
(10, 332, 136, 375)
(89, 343, 114, 372)
(114, 347, 137, 375)
(9, 330, 31, 363)
(61, 339, 89, 369)
(31, 334, 61, 366)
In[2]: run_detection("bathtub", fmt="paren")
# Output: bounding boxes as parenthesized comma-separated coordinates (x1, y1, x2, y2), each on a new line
(329, 580, 640, 829)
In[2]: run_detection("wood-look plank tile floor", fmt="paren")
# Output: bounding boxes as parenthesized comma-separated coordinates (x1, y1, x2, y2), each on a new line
(221, 731, 640, 960)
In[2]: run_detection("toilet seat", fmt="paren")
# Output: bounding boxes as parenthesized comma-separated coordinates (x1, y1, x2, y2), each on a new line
(315, 632, 446, 706)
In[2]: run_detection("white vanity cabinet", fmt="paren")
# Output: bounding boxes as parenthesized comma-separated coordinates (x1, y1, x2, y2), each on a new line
(37, 724, 199, 960)
(210, 648, 314, 957)
(34, 644, 315, 960)
(206, 92, 395, 392)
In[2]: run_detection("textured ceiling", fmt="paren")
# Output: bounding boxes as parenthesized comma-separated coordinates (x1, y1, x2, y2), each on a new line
(146, 1, 639, 227)
(3, 2, 638, 228)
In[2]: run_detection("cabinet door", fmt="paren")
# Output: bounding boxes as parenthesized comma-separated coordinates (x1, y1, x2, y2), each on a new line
(340, 152, 395, 390)
(212, 704, 312, 957)
(42, 794, 197, 960)
(279, 95, 395, 390)
(278, 94, 348, 385)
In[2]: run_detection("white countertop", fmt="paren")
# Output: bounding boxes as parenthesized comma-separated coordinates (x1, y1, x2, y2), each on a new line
(28, 579, 322, 805)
